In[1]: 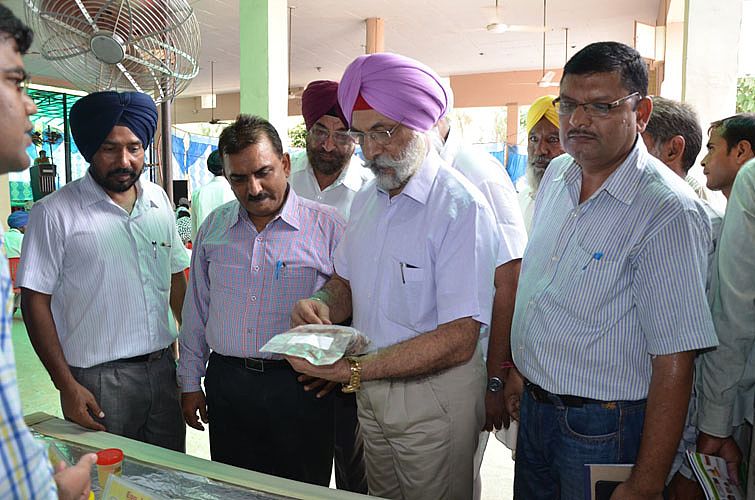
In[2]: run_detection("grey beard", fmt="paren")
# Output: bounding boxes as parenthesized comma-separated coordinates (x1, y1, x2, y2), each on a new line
(366, 132, 427, 192)
(525, 162, 546, 193)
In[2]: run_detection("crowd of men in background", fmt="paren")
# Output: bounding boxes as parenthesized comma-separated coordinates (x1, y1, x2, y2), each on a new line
(0, 4, 753, 500)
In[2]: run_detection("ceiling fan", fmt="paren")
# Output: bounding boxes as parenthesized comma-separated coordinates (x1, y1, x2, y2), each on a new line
(513, 0, 564, 88)
(287, 6, 300, 100)
(206, 61, 230, 125)
(480, 0, 550, 33)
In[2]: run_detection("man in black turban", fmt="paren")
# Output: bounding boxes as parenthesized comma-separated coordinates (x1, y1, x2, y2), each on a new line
(19, 91, 191, 454)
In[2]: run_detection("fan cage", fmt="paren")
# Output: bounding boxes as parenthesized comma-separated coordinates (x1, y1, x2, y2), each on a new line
(25, 0, 201, 103)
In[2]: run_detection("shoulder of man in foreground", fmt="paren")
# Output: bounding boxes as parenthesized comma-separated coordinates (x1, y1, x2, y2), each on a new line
(293, 190, 347, 231)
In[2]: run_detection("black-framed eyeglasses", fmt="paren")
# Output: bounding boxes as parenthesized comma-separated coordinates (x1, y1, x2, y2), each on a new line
(0, 67, 31, 94)
(347, 121, 402, 147)
(552, 92, 641, 117)
(308, 125, 355, 147)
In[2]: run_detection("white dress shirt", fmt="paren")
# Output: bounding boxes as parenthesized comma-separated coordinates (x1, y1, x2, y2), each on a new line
(17, 172, 190, 368)
(335, 149, 499, 350)
(191, 175, 236, 238)
(438, 126, 527, 265)
(289, 150, 372, 221)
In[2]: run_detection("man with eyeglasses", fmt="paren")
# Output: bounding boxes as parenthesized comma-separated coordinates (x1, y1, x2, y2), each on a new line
(290, 80, 372, 222)
(289, 80, 370, 494)
(505, 41, 717, 499)
(289, 52, 499, 500)
(0, 5, 99, 498)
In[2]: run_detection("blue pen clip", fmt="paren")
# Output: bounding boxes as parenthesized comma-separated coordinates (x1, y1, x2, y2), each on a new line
(582, 252, 604, 271)
(274, 260, 285, 280)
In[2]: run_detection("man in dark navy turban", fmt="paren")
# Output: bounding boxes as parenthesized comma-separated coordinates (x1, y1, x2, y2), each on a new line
(19, 91, 191, 453)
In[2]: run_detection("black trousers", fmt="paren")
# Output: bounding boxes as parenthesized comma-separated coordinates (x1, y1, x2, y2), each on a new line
(205, 352, 334, 486)
(334, 391, 368, 493)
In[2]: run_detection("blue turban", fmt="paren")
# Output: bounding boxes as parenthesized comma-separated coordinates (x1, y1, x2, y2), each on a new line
(8, 210, 29, 229)
(69, 91, 158, 163)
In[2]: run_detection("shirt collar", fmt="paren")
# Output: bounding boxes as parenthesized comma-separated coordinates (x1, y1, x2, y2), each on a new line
(228, 185, 302, 233)
(558, 136, 645, 206)
(79, 171, 160, 211)
(305, 155, 364, 193)
(378, 148, 439, 205)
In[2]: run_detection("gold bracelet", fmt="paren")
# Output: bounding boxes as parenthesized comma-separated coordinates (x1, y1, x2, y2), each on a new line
(341, 357, 362, 393)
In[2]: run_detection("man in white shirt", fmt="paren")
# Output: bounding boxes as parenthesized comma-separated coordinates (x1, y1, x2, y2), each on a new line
(290, 52, 499, 500)
(19, 91, 190, 452)
(191, 149, 235, 238)
(434, 111, 527, 500)
(289, 80, 372, 221)
(517, 95, 564, 233)
(289, 79, 369, 494)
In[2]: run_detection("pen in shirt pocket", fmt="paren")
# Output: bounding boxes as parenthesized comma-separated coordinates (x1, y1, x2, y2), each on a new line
(275, 260, 286, 280)
(581, 252, 604, 271)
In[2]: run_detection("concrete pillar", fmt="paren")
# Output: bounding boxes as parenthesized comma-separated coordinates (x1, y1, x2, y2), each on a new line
(682, 0, 743, 128)
(366, 18, 385, 54)
(239, 0, 288, 138)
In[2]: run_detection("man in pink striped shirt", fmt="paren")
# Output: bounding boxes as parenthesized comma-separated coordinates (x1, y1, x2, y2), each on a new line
(178, 115, 345, 485)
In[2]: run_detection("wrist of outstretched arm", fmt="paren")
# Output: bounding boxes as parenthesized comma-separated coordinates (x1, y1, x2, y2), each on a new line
(310, 290, 331, 306)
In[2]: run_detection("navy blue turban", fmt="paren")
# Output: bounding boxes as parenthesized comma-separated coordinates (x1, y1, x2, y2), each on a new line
(69, 91, 158, 163)
(7, 210, 29, 228)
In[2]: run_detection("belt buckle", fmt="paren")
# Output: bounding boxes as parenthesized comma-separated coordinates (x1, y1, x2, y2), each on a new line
(244, 358, 264, 372)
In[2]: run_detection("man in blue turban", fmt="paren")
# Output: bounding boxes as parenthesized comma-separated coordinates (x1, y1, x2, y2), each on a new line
(18, 91, 190, 453)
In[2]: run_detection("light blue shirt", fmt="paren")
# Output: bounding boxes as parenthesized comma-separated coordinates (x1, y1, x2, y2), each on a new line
(512, 138, 718, 401)
(18, 173, 190, 368)
(335, 149, 499, 350)
(697, 159, 755, 437)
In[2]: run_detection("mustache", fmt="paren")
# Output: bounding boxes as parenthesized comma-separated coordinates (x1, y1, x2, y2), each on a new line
(567, 129, 598, 139)
(108, 168, 137, 177)
(247, 193, 272, 202)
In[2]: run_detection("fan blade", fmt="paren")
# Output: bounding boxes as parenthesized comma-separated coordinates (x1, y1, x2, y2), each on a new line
(541, 71, 556, 82)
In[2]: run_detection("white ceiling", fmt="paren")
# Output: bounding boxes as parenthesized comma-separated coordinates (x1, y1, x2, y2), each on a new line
(9, 0, 664, 97)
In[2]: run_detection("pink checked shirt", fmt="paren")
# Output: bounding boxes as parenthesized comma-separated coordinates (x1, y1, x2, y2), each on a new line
(178, 188, 345, 392)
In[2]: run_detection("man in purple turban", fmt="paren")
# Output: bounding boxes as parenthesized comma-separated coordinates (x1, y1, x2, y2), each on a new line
(289, 53, 500, 500)
(290, 81, 371, 493)
(19, 91, 190, 453)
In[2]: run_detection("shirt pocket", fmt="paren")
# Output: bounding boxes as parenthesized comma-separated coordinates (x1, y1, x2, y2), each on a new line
(276, 265, 317, 317)
(209, 263, 248, 296)
(552, 244, 626, 326)
(383, 256, 427, 330)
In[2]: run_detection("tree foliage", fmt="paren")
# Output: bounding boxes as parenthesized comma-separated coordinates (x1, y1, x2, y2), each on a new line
(288, 123, 307, 149)
(737, 77, 755, 113)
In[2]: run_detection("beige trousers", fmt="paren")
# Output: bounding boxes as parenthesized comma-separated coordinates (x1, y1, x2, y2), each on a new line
(356, 349, 486, 500)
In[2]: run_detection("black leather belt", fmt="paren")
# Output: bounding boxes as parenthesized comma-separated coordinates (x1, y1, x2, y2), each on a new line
(117, 348, 168, 363)
(211, 352, 288, 372)
(525, 381, 605, 408)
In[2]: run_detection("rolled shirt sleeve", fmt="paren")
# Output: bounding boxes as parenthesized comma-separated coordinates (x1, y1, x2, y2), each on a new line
(16, 204, 63, 294)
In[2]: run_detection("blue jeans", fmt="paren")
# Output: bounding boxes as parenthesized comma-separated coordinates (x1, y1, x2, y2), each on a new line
(514, 388, 646, 500)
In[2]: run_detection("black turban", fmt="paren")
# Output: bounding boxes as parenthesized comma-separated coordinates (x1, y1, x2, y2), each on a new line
(69, 91, 158, 163)
(207, 149, 223, 175)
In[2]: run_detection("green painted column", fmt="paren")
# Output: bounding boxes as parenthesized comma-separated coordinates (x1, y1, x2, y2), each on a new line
(239, 0, 288, 138)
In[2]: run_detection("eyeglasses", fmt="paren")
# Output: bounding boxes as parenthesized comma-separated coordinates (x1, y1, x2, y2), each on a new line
(0, 68, 31, 94)
(552, 92, 641, 117)
(347, 122, 402, 148)
(308, 125, 355, 147)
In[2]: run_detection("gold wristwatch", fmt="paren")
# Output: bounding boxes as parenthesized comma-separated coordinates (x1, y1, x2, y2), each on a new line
(341, 357, 362, 393)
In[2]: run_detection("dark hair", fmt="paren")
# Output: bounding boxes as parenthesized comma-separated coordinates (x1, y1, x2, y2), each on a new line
(0, 5, 33, 54)
(218, 115, 284, 161)
(645, 97, 702, 173)
(562, 41, 648, 97)
(709, 114, 755, 153)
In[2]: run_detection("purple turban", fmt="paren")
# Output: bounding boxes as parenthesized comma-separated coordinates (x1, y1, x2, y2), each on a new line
(301, 80, 347, 130)
(338, 53, 449, 132)
(70, 91, 158, 163)
(7, 210, 29, 229)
